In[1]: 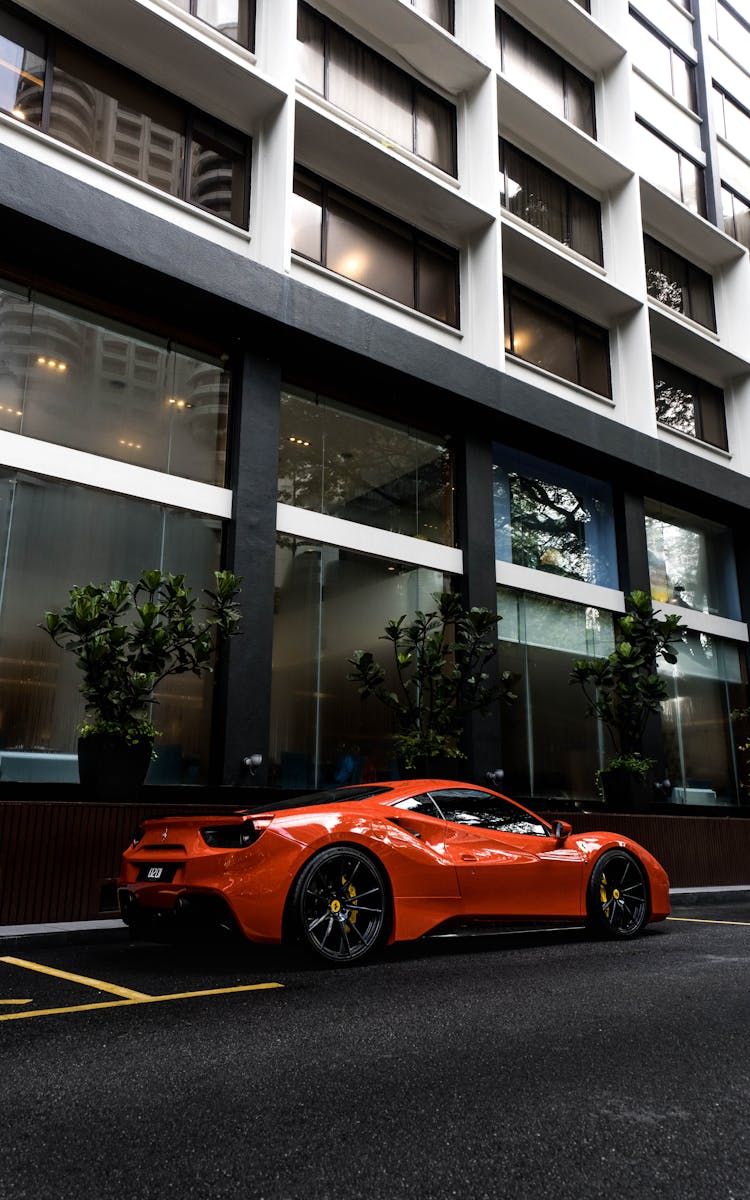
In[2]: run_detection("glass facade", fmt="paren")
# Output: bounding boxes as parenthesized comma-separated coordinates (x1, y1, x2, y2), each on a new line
(410, 0, 454, 32)
(292, 168, 459, 325)
(0, 472, 222, 782)
(170, 0, 256, 47)
(0, 287, 230, 486)
(269, 537, 451, 788)
(297, 3, 456, 175)
(660, 631, 746, 806)
(499, 139, 602, 265)
(493, 446, 618, 588)
(0, 8, 250, 227)
(497, 589, 615, 801)
(279, 387, 453, 544)
(636, 122, 706, 216)
(646, 500, 741, 619)
(503, 280, 611, 397)
(629, 11, 697, 111)
(721, 185, 750, 249)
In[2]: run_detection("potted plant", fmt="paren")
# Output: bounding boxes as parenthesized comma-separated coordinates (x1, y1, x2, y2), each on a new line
(41, 569, 241, 797)
(570, 590, 683, 809)
(347, 590, 518, 775)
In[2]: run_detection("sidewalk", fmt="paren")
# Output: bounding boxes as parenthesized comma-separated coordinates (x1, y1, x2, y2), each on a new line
(2, 886, 749, 949)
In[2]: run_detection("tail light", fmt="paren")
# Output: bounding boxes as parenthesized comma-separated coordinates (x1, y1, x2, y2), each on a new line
(132, 825, 144, 847)
(200, 819, 271, 849)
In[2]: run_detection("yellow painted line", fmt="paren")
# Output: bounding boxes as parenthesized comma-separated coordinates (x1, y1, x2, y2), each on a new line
(0, 981, 283, 1022)
(0, 999, 33, 1006)
(668, 916, 750, 927)
(0, 956, 151, 1000)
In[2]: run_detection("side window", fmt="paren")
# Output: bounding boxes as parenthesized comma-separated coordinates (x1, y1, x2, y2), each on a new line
(431, 789, 548, 836)
(393, 793, 444, 818)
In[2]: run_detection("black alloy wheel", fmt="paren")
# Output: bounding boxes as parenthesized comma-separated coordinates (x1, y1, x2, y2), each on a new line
(291, 846, 389, 965)
(586, 850, 649, 938)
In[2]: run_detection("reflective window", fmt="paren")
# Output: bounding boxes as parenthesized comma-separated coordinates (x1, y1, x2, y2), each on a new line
(410, 0, 454, 32)
(297, 4, 456, 175)
(493, 445, 618, 588)
(628, 10, 697, 111)
(644, 235, 716, 330)
(497, 589, 615, 801)
(721, 185, 750, 249)
(0, 471, 222, 782)
(269, 537, 451, 788)
(503, 280, 611, 397)
(292, 168, 459, 326)
(712, 1, 750, 66)
(660, 630, 746, 806)
(0, 286, 229, 486)
(169, 0, 255, 48)
(278, 386, 454, 544)
(497, 10, 595, 138)
(714, 87, 750, 151)
(0, 9, 250, 228)
(645, 500, 741, 619)
(571, 0, 591, 10)
(393, 793, 444, 817)
(636, 121, 705, 216)
(429, 788, 549, 835)
(499, 139, 602, 264)
(653, 357, 727, 450)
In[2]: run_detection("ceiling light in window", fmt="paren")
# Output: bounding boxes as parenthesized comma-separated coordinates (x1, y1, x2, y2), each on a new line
(36, 356, 68, 372)
(335, 252, 368, 280)
(288, 436, 311, 446)
(12, 108, 26, 121)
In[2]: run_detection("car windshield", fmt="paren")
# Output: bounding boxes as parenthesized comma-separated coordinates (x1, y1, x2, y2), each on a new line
(239, 785, 393, 815)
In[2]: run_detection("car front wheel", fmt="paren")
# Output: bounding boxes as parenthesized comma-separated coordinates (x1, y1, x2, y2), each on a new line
(586, 850, 649, 938)
(290, 846, 390, 965)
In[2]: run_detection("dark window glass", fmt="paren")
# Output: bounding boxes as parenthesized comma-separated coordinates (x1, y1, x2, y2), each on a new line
(296, 3, 456, 175)
(497, 11, 595, 138)
(499, 139, 602, 264)
(430, 788, 549, 836)
(493, 445, 618, 588)
(292, 168, 459, 326)
(653, 357, 727, 450)
(0, 8, 46, 127)
(571, 0, 591, 9)
(721, 185, 750, 249)
(628, 11, 697, 111)
(410, 0, 454, 33)
(644, 235, 716, 331)
(393, 793, 444, 817)
(171, 0, 256, 48)
(635, 121, 705, 216)
(278, 386, 454, 544)
(0, 10, 250, 227)
(504, 279, 611, 397)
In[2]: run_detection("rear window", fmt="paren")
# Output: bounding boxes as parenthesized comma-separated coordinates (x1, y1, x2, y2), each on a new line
(239, 785, 393, 815)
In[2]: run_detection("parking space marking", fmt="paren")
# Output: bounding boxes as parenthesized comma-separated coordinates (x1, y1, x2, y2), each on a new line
(667, 917, 750, 927)
(0, 999, 33, 1005)
(0, 981, 284, 1022)
(1, 956, 151, 1000)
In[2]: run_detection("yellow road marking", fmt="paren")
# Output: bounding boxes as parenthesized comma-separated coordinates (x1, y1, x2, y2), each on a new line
(1, 956, 151, 1000)
(668, 916, 750, 927)
(0, 981, 283, 1022)
(0, 999, 33, 1006)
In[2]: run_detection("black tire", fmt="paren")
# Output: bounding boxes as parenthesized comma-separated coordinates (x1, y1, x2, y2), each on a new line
(586, 850, 649, 938)
(289, 846, 390, 966)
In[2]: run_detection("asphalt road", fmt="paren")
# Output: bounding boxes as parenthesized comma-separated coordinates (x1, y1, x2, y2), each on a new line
(1, 905, 749, 1200)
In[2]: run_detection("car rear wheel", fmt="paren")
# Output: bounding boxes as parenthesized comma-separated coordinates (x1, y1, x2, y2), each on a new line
(586, 850, 649, 938)
(290, 846, 390, 965)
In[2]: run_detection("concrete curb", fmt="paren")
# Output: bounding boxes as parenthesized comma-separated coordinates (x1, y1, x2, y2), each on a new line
(2, 887, 749, 949)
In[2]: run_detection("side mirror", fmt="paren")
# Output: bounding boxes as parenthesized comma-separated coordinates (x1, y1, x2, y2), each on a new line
(552, 820, 572, 841)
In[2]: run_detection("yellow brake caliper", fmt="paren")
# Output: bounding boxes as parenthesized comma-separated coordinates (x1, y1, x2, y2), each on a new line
(600, 872, 611, 914)
(344, 874, 357, 930)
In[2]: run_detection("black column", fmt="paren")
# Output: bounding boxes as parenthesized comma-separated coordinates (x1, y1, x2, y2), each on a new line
(615, 489, 650, 595)
(454, 429, 503, 783)
(212, 344, 281, 787)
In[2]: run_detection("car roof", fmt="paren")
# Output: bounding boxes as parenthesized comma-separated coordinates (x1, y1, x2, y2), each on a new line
(238, 779, 503, 816)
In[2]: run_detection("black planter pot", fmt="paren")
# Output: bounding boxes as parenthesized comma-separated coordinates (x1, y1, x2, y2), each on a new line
(600, 767, 652, 812)
(78, 733, 153, 800)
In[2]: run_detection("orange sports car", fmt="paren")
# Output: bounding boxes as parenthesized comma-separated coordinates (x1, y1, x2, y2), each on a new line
(118, 780, 670, 964)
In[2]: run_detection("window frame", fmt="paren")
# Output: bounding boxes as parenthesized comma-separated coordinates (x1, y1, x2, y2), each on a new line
(643, 234, 717, 332)
(497, 9, 596, 139)
(635, 119, 706, 216)
(0, 5, 251, 228)
(628, 8, 697, 112)
(183, 0, 256, 49)
(292, 166, 460, 327)
(296, 2, 457, 177)
(503, 277, 612, 398)
(652, 356, 728, 450)
(498, 137, 603, 265)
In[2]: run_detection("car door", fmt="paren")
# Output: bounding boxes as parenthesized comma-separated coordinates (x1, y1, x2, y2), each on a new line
(430, 788, 586, 920)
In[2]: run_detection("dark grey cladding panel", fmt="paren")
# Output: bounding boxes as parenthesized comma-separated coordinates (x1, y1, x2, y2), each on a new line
(2, 141, 749, 513)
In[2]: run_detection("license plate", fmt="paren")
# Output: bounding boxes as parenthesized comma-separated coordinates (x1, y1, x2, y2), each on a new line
(137, 863, 181, 882)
